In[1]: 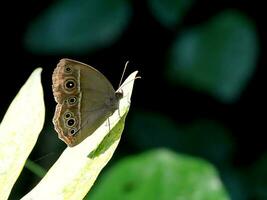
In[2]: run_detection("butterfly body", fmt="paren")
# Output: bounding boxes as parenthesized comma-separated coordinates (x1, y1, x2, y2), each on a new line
(52, 59, 122, 147)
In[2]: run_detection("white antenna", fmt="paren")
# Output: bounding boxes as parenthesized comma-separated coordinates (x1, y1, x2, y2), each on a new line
(118, 61, 129, 88)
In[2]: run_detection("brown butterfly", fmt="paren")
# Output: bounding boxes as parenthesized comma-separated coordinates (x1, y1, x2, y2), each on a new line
(52, 59, 125, 147)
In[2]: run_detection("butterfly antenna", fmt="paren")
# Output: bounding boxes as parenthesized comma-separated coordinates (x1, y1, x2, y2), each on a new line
(118, 61, 129, 88)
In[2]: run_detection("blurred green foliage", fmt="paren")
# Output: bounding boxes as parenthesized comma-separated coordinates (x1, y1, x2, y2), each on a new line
(24, 0, 131, 54)
(148, 0, 194, 28)
(128, 111, 180, 150)
(88, 149, 230, 200)
(128, 112, 233, 165)
(167, 10, 259, 103)
(248, 154, 267, 199)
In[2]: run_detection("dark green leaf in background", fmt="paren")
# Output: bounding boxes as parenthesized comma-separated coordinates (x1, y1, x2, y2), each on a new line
(128, 112, 233, 166)
(221, 169, 249, 200)
(88, 149, 230, 200)
(128, 111, 181, 150)
(24, 0, 131, 54)
(180, 119, 234, 165)
(248, 154, 267, 199)
(167, 10, 259, 103)
(148, 0, 194, 28)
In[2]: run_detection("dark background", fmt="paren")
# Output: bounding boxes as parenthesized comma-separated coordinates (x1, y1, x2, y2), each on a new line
(0, 0, 266, 199)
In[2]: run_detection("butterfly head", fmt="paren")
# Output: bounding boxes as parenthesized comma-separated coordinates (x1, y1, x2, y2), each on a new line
(115, 90, 123, 100)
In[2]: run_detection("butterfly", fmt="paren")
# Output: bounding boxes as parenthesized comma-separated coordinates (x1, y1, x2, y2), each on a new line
(52, 58, 127, 147)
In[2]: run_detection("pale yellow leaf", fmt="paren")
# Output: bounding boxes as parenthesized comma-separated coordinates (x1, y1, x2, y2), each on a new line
(0, 68, 45, 200)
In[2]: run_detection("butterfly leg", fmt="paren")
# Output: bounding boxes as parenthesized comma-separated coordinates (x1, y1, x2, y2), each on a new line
(107, 117, 111, 131)
(104, 117, 110, 128)
(118, 105, 122, 118)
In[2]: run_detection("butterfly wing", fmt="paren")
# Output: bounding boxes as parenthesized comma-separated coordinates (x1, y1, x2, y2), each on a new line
(52, 58, 118, 146)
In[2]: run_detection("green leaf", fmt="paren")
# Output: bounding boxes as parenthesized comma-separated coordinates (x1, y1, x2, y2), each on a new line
(180, 119, 234, 165)
(248, 154, 267, 199)
(0, 68, 45, 200)
(148, 0, 194, 28)
(167, 10, 259, 103)
(25, 160, 47, 178)
(127, 111, 181, 149)
(21, 71, 138, 200)
(24, 0, 131, 54)
(128, 112, 233, 165)
(88, 149, 230, 200)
